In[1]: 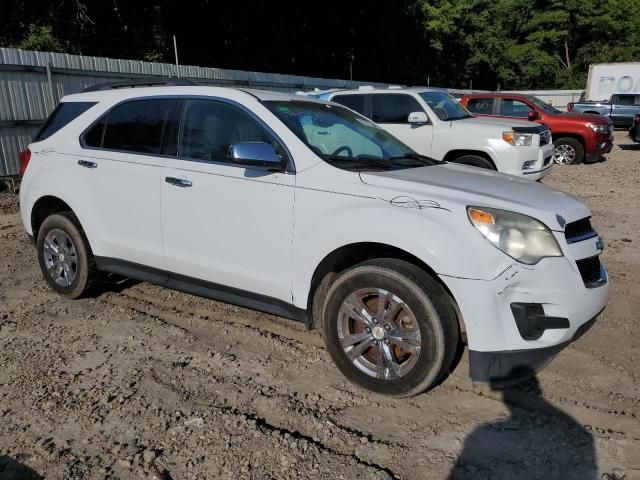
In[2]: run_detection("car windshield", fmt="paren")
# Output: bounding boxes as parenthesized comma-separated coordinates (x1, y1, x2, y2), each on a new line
(265, 100, 439, 170)
(419, 91, 472, 121)
(529, 96, 561, 115)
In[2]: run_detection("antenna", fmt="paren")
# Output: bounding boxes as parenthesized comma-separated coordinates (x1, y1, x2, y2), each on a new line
(173, 35, 180, 78)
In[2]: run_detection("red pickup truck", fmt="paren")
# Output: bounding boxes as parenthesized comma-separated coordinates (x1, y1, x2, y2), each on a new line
(460, 93, 614, 165)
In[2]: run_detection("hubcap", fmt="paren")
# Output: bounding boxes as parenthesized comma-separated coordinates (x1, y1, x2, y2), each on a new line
(337, 288, 421, 380)
(553, 144, 576, 164)
(43, 229, 78, 287)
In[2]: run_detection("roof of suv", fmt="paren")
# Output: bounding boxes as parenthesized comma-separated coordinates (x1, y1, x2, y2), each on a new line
(62, 85, 325, 104)
(328, 86, 448, 96)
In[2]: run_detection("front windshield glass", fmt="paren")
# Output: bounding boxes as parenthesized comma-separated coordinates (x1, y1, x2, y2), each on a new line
(265, 100, 437, 170)
(419, 91, 472, 121)
(529, 96, 561, 114)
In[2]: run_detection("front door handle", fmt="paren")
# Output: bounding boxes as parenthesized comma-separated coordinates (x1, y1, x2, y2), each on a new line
(165, 177, 193, 188)
(78, 160, 97, 169)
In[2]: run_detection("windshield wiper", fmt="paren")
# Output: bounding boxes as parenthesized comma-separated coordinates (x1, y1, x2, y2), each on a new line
(389, 153, 443, 165)
(447, 114, 474, 121)
(323, 155, 392, 169)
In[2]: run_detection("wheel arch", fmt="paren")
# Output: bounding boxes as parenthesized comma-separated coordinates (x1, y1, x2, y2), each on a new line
(442, 150, 497, 169)
(305, 241, 466, 339)
(31, 195, 77, 240)
(553, 132, 586, 149)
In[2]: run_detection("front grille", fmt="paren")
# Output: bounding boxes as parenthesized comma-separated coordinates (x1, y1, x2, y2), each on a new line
(565, 217, 596, 243)
(540, 130, 551, 145)
(576, 256, 605, 288)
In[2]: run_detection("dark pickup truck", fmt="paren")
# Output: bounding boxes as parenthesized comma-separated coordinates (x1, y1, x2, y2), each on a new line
(568, 94, 640, 128)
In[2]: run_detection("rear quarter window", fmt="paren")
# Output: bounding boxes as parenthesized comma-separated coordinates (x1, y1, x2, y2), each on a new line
(35, 102, 97, 141)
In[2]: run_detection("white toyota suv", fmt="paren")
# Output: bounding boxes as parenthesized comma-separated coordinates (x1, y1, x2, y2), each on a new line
(309, 87, 554, 180)
(19, 82, 607, 397)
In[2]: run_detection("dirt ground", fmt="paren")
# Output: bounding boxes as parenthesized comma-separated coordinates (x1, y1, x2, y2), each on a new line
(0, 132, 638, 480)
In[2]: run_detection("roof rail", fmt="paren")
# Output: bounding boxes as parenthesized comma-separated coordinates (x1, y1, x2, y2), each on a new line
(387, 85, 403, 89)
(83, 77, 197, 92)
(357, 85, 375, 91)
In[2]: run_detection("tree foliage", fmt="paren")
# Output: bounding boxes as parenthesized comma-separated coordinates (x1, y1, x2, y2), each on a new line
(0, 0, 638, 89)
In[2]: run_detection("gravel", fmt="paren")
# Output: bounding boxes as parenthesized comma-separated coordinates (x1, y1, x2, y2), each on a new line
(0, 132, 638, 479)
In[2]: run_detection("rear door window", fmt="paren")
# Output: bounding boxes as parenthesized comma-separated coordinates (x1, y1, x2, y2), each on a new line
(331, 95, 366, 115)
(371, 94, 423, 123)
(465, 98, 494, 115)
(99, 99, 178, 155)
(499, 99, 534, 118)
(612, 94, 636, 105)
(35, 102, 97, 141)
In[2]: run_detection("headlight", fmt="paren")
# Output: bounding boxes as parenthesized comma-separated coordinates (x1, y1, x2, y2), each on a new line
(467, 207, 563, 264)
(588, 123, 609, 133)
(502, 131, 532, 146)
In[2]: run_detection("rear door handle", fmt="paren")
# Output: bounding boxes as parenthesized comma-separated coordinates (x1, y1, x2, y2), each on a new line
(165, 177, 192, 188)
(78, 160, 97, 169)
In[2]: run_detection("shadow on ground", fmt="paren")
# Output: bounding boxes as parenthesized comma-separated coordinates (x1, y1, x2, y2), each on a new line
(448, 366, 597, 480)
(0, 456, 43, 480)
(618, 143, 640, 151)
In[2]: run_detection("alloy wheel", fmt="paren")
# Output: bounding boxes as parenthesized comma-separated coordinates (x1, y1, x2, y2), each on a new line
(553, 144, 576, 164)
(337, 287, 421, 380)
(43, 229, 78, 287)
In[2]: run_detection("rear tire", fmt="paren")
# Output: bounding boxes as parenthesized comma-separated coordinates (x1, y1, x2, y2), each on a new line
(322, 259, 459, 397)
(36, 212, 100, 299)
(553, 137, 584, 165)
(451, 155, 495, 170)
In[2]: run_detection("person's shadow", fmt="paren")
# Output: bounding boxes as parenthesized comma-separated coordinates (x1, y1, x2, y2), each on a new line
(448, 366, 597, 480)
(0, 456, 43, 480)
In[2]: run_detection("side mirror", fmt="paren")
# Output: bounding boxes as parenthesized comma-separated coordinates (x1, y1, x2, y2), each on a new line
(408, 111, 429, 124)
(228, 142, 284, 171)
(527, 110, 540, 121)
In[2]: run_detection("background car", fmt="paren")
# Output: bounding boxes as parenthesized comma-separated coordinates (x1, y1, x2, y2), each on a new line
(461, 93, 614, 165)
(306, 87, 554, 180)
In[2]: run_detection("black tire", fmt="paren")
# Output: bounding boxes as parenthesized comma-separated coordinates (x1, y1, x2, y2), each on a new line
(452, 155, 495, 170)
(552, 137, 584, 165)
(322, 259, 459, 397)
(36, 212, 101, 299)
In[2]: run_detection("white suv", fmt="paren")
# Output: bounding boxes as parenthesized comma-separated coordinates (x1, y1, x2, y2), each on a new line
(19, 83, 607, 397)
(312, 87, 554, 179)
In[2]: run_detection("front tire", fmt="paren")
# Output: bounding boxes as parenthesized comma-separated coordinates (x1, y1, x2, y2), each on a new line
(322, 259, 459, 397)
(553, 137, 584, 165)
(36, 212, 100, 299)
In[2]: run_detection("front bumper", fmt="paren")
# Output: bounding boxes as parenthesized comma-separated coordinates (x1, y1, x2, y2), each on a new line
(468, 313, 598, 385)
(497, 141, 554, 180)
(585, 137, 613, 163)
(439, 233, 608, 381)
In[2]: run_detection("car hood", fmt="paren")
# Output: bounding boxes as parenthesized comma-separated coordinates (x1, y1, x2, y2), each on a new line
(359, 163, 589, 230)
(559, 112, 611, 124)
(461, 116, 543, 129)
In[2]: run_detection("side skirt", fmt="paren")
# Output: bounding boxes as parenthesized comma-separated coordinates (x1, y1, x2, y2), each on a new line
(94, 257, 309, 326)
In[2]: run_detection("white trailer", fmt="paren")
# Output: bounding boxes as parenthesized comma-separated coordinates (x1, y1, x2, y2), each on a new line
(586, 62, 640, 101)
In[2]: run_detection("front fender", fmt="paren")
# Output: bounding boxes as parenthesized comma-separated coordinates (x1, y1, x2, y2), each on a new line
(291, 187, 512, 309)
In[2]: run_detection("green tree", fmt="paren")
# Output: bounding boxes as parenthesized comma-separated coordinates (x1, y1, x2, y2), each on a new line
(15, 24, 64, 52)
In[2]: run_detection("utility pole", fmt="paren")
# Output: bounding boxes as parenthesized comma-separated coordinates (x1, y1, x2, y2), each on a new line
(173, 35, 180, 77)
